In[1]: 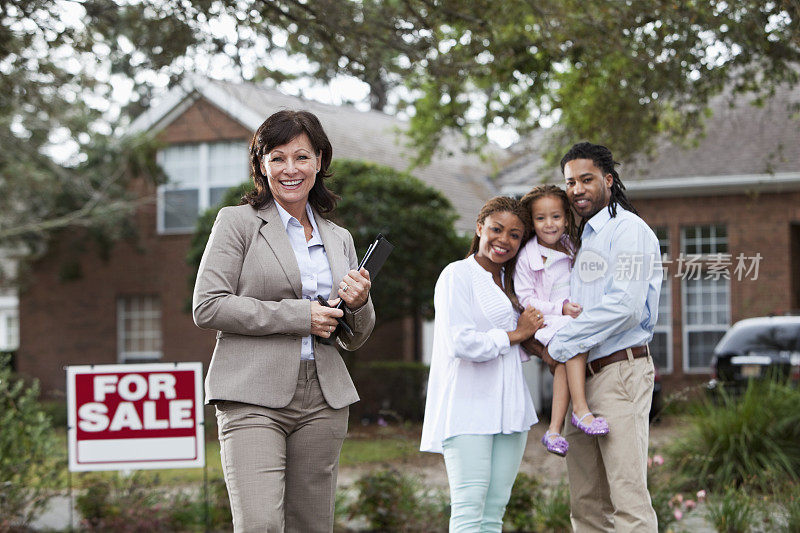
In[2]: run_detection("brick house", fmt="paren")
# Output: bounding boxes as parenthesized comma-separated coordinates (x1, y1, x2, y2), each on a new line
(17, 76, 499, 395)
(498, 83, 800, 390)
(18, 76, 800, 397)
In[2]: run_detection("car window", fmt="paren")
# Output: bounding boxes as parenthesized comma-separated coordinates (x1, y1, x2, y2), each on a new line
(715, 322, 800, 354)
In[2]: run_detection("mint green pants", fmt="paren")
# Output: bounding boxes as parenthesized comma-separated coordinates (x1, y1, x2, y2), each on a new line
(442, 431, 528, 532)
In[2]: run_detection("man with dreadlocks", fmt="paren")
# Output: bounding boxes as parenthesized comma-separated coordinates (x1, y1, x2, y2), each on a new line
(531, 142, 662, 532)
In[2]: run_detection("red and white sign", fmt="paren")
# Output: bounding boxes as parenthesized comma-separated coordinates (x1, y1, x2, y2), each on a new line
(67, 363, 205, 472)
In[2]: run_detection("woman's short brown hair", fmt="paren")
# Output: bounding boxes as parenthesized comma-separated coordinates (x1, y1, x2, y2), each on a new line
(244, 110, 339, 213)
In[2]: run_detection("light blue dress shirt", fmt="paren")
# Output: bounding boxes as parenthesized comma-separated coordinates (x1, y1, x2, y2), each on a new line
(275, 202, 333, 360)
(548, 206, 662, 363)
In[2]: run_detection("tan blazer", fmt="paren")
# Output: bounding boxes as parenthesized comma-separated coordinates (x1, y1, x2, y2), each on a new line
(193, 201, 375, 409)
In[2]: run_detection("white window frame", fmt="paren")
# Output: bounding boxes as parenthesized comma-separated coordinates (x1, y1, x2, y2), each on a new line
(0, 296, 19, 352)
(679, 223, 731, 373)
(653, 273, 673, 374)
(117, 296, 162, 363)
(157, 141, 248, 234)
(650, 227, 673, 374)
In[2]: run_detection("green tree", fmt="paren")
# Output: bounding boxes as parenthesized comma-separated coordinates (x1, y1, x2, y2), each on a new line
(0, 1, 199, 263)
(0, 354, 62, 529)
(175, 0, 800, 163)
(186, 160, 468, 326)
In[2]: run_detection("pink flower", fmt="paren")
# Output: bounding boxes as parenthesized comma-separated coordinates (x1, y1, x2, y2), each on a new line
(673, 509, 683, 521)
(653, 454, 665, 466)
(377, 417, 387, 427)
(697, 489, 707, 502)
(647, 457, 653, 467)
(685, 499, 696, 510)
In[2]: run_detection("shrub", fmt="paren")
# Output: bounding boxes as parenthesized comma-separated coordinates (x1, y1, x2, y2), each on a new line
(704, 488, 756, 533)
(168, 477, 232, 531)
(0, 354, 62, 529)
(349, 361, 429, 423)
(536, 482, 571, 532)
(76, 473, 232, 532)
(347, 468, 448, 532)
(504, 473, 570, 532)
(505, 472, 543, 531)
(76, 473, 173, 532)
(668, 379, 800, 492)
(779, 482, 800, 533)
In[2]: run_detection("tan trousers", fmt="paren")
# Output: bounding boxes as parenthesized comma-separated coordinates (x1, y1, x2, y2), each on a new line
(563, 354, 658, 533)
(215, 360, 349, 533)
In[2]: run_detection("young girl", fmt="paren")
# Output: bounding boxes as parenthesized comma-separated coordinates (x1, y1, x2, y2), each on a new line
(421, 196, 542, 532)
(514, 185, 609, 457)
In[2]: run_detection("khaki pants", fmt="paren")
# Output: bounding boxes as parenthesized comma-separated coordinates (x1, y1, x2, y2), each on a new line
(215, 360, 349, 533)
(563, 354, 657, 532)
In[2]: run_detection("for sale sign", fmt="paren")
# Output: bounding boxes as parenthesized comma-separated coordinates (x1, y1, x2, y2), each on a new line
(67, 363, 205, 472)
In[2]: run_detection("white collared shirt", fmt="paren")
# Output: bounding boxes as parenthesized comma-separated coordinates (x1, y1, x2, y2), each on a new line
(420, 255, 538, 454)
(275, 202, 333, 360)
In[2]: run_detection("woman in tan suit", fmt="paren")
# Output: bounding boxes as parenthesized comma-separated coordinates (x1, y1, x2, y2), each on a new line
(193, 110, 375, 532)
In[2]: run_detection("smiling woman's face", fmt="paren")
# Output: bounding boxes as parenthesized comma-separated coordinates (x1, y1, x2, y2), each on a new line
(260, 133, 321, 214)
(473, 211, 525, 272)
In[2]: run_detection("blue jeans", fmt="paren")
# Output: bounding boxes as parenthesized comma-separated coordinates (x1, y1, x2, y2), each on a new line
(442, 432, 528, 532)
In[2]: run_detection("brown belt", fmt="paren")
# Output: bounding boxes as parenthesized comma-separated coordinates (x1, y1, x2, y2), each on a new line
(586, 345, 649, 377)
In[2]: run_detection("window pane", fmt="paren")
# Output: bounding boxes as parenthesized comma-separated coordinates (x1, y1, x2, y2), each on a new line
(164, 189, 199, 230)
(208, 142, 249, 187)
(654, 226, 670, 257)
(118, 296, 162, 362)
(688, 331, 725, 369)
(161, 145, 201, 188)
(3, 313, 19, 350)
(651, 331, 669, 371)
(210, 186, 233, 208)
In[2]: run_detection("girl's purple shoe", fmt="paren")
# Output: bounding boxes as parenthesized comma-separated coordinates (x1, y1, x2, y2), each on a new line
(571, 412, 610, 436)
(541, 430, 569, 456)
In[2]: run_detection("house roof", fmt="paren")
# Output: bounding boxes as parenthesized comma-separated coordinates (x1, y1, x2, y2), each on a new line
(129, 76, 500, 232)
(496, 82, 800, 198)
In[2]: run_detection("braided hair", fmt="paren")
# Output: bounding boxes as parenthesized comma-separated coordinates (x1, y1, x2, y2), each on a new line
(466, 196, 530, 312)
(560, 142, 638, 218)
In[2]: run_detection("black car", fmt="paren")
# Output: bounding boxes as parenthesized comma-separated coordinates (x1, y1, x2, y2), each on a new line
(707, 315, 800, 393)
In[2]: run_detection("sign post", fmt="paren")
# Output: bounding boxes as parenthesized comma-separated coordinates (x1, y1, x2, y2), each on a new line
(66, 362, 205, 472)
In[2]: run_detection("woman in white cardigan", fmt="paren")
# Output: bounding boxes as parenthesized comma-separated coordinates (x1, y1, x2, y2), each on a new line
(421, 196, 542, 532)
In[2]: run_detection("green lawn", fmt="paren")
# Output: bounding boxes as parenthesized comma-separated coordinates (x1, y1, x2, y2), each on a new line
(52, 426, 420, 487)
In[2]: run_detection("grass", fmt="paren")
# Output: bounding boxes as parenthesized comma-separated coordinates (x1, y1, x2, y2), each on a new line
(47, 423, 420, 488)
(339, 434, 420, 466)
(667, 379, 800, 492)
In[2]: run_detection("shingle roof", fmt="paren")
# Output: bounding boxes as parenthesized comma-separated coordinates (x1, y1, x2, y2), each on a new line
(131, 77, 501, 232)
(626, 83, 800, 180)
(496, 82, 800, 194)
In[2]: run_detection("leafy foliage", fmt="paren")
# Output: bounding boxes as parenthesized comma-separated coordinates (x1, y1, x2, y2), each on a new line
(174, 1, 799, 164)
(186, 160, 468, 325)
(327, 159, 468, 323)
(667, 380, 800, 492)
(704, 488, 757, 533)
(0, 354, 62, 529)
(346, 468, 449, 532)
(0, 1, 191, 267)
(505, 473, 571, 532)
(76, 473, 232, 532)
(349, 361, 430, 422)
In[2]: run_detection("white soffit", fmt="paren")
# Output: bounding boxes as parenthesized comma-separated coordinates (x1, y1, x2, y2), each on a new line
(625, 172, 800, 198)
